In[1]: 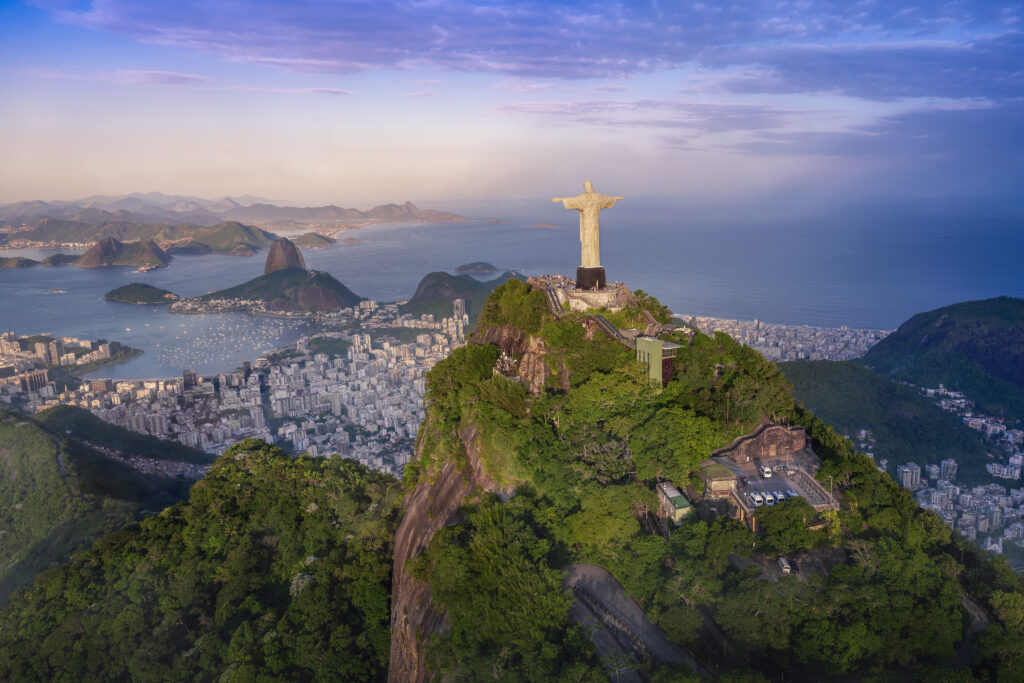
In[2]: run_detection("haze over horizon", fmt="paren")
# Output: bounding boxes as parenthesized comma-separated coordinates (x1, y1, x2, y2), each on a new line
(1, 1, 1022, 212)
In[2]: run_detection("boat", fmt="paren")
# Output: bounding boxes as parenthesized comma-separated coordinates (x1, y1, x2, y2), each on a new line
(47, 288, 66, 294)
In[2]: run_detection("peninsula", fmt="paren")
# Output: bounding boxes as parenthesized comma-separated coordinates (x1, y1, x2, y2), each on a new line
(170, 237, 361, 315)
(76, 237, 171, 269)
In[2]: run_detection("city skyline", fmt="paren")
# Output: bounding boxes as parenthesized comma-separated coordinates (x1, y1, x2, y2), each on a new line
(1, 1, 1022, 212)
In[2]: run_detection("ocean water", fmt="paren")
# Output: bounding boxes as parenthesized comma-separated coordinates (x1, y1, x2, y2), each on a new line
(1, 201, 1022, 379)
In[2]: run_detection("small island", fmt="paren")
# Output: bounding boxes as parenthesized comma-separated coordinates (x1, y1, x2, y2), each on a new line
(454, 261, 498, 275)
(530, 221, 559, 229)
(486, 219, 510, 225)
(0, 253, 77, 269)
(292, 232, 337, 249)
(105, 283, 180, 305)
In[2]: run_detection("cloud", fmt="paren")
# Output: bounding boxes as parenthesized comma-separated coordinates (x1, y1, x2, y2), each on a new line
(495, 78, 557, 94)
(306, 87, 354, 96)
(116, 69, 209, 85)
(497, 98, 801, 137)
(35, 1, 1023, 101)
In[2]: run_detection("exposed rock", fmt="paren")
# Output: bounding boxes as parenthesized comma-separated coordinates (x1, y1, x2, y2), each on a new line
(264, 237, 306, 275)
(519, 335, 555, 394)
(471, 323, 529, 356)
(388, 421, 511, 682)
(471, 325, 553, 394)
(388, 461, 473, 683)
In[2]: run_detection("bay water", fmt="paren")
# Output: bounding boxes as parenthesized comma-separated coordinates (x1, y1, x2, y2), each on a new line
(1, 200, 1021, 379)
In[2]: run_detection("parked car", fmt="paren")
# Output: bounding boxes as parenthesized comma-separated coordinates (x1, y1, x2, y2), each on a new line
(786, 490, 799, 499)
(764, 492, 776, 505)
(774, 490, 786, 502)
(751, 492, 764, 507)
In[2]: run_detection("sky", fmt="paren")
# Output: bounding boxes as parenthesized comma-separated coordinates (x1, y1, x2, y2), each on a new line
(0, 0, 1022, 209)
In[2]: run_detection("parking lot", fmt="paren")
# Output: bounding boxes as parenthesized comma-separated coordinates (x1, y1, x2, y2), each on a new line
(742, 466, 808, 508)
(708, 449, 837, 513)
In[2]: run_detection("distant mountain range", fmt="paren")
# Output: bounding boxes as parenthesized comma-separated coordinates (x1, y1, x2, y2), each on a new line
(0, 192, 468, 234)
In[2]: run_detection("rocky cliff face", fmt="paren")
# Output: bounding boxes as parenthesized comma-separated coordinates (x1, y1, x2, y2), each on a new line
(472, 324, 556, 394)
(263, 237, 306, 275)
(388, 423, 510, 682)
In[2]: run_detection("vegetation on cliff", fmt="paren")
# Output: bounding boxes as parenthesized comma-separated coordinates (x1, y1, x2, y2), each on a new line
(406, 280, 1024, 680)
(104, 282, 180, 304)
(0, 440, 400, 682)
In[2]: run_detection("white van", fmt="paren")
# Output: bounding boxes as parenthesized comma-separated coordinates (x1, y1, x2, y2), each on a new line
(774, 491, 786, 502)
(760, 465, 773, 478)
(778, 557, 792, 574)
(764, 492, 775, 506)
(751, 492, 764, 507)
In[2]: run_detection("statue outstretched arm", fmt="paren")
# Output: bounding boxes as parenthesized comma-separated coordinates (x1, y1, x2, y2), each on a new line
(553, 196, 585, 209)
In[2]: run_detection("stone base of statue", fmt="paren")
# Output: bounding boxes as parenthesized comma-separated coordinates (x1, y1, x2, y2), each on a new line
(576, 266, 606, 291)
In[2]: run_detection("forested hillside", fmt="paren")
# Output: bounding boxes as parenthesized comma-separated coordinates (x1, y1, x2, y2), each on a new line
(399, 280, 1024, 680)
(781, 360, 990, 483)
(0, 409, 198, 602)
(0, 440, 400, 681)
(859, 296, 1024, 422)
(2, 283, 1023, 681)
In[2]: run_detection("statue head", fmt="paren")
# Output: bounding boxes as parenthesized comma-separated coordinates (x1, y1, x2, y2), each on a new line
(584, 180, 594, 192)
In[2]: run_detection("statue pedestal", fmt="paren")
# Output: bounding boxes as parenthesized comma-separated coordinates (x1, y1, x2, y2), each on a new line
(576, 266, 606, 291)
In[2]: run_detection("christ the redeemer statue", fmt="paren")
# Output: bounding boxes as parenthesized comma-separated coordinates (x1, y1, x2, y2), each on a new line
(552, 180, 623, 290)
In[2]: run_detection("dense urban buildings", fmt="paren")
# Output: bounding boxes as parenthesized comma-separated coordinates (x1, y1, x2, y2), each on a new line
(10, 300, 469, 477)
(684, 315, 891, 361)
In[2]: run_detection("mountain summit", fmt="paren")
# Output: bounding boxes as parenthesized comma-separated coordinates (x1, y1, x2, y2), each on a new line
(264, 236, 306, 275)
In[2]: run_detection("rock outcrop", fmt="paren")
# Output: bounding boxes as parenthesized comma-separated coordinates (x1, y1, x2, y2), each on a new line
(264, 237, 306, 275)
(76, 237, 170, 269)
(388, 423, 510, 682)
(471, 324, 555, 394)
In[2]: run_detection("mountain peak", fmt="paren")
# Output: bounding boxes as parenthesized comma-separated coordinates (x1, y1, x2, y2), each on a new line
(264, 237, 307, 275)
